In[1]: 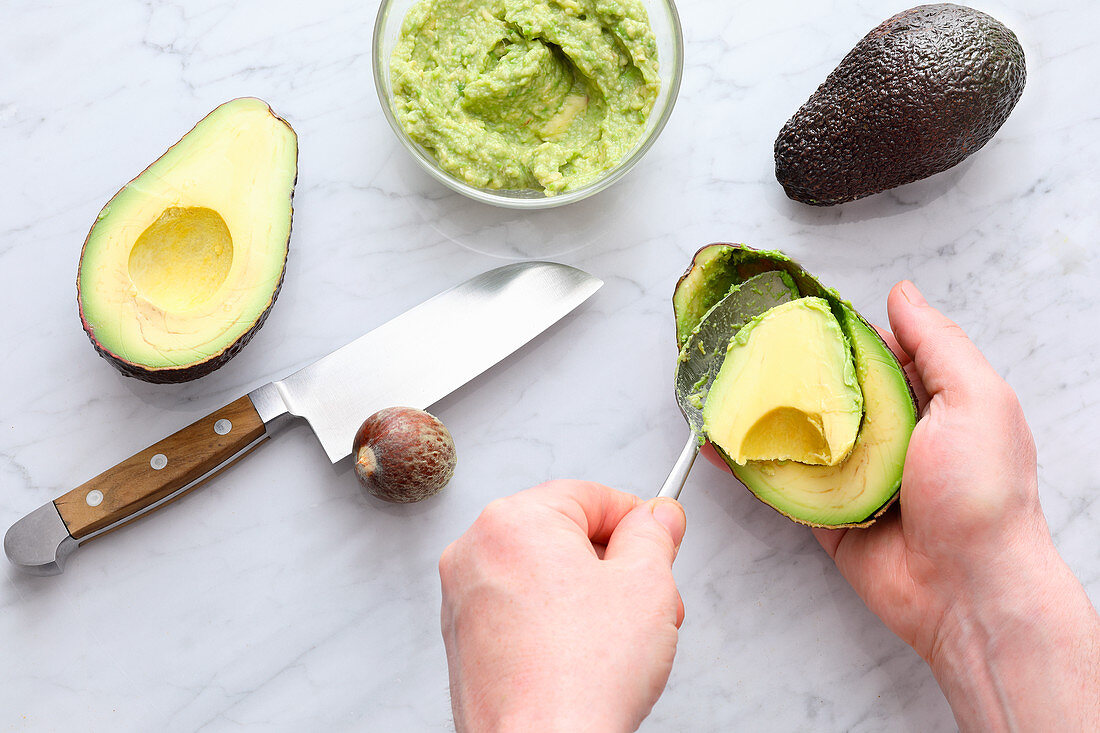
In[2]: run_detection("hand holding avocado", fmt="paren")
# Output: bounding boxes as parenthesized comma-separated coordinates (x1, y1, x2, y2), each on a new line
(811, 281, 1100, 732)
(442, 285, 1100, 732)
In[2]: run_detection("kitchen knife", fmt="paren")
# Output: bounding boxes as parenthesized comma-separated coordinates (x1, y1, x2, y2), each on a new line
(5, 261, 601, 575)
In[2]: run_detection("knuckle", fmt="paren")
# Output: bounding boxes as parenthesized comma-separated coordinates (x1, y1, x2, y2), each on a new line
(476, 497, 514, 530)
(470, 496, 530, 551)
(933, 321, 978, 362)
(438, 541, 458, 577)
(645, 523, 678, 555)
(983, 378, 1029, 428)
(989, 376, 1019, 406)
(640, 571, 683, 618)
(438, 540, 470, 589)
(938, 320, 969, 342)
(652, 573, 678, 603)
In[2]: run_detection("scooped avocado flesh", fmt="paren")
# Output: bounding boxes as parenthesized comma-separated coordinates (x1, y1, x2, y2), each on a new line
(702, 298, 863, 467)
(729, 307, 917, 526)
(78, 98, 297, 381)
(390, 0, 660, 195)
(673, 244, 919, 527)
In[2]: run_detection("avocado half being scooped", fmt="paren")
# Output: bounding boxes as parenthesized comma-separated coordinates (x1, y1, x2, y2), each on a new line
(703, 297, 864, 467)
(77, 98, 298, 383)
(674, 244, 918, 528)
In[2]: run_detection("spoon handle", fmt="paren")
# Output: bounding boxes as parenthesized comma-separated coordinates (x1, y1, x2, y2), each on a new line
(658, 434, 700, 499)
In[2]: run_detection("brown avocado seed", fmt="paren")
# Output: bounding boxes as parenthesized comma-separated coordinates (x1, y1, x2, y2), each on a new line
(352, 407, 456, 503)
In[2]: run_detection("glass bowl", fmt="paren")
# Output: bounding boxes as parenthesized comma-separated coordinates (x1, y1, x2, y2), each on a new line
(372, 0, 684, 209)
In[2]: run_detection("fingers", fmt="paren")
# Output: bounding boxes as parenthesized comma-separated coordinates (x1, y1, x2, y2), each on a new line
(514, 484, 689, 583)
(887, 281, 999, 405)
(514, 480, 643, 545)
(604, 498, 687, 568)
(811, 527, 847, 560)
(604, 499, 688, 626)
(873, 324, 911, 368)
(873, 323, 930, 411)
(700, 442, 732, 473)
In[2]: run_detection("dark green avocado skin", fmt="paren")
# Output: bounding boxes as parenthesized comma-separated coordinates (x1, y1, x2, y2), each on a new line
(774, 4, 1026, 206)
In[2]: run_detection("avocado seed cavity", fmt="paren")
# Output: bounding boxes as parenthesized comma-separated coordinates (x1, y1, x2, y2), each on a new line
(127, 206, 233, 311)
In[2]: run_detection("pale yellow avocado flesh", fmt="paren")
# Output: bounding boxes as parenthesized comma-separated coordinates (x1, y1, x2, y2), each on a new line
(78, 98, 297, 372)
(127, 207, 234, 312)
(702, 297, 863, 466)
(730, 307, 918, 526)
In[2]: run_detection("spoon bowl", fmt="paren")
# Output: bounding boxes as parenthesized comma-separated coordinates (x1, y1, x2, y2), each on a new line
(658, 271, 797, 498)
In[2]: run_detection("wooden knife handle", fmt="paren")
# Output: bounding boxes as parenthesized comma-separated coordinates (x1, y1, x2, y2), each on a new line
(54, 395, 267, 540)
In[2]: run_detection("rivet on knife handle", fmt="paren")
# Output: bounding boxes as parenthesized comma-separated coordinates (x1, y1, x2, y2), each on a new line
(54, 395, 267, 540)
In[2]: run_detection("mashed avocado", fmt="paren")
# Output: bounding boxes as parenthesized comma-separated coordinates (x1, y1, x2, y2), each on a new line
(391, 0, 660, 195)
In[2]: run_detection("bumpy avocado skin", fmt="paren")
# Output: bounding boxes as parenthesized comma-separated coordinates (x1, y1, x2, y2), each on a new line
(774, 4, 1026, 206)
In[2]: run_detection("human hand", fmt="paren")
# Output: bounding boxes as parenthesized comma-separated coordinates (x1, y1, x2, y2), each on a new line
(439, 481, 687, 732)
(810, 281, 1100, 731)
(809, 279, 1047, 660)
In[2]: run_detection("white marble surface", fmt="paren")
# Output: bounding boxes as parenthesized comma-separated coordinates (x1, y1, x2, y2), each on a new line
(2, 0, 1097, 730)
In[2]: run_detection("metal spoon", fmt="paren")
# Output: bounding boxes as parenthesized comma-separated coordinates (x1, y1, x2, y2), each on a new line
(658, 271, 796, 499)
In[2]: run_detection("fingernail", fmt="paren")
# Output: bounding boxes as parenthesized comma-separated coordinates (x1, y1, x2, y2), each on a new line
(651, 499, 687, 548)
(900, 280, 927, 307)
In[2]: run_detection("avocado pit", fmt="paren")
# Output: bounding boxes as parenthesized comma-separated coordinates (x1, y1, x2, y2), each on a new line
(353, 407, 457, 504)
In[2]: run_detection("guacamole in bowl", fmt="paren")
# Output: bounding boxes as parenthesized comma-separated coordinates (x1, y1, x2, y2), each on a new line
(374, 0, 683, 207)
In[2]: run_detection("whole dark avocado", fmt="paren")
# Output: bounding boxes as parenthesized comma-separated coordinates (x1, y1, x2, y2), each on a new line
(774, 4, 1026, 206)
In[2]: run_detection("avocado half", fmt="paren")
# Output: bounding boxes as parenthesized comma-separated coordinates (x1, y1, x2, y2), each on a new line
(77, 98, 298, 383)
(674, 244, 919, 528)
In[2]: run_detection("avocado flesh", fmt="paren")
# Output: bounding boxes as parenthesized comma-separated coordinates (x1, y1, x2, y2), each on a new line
(674, 245, 746, 346)
(78, 98, 297, 382)
(702, 298, 863, 467)
(676, 271, 800, 429)
(727, 308, 916, 526)
(674, 245, 835, 347)
(673, 244, 918, 527)
(774, 4, 1026, 206)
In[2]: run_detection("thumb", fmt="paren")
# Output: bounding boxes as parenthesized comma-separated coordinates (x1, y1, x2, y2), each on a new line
(887, 280, 999, 403)
(603, 498, 686, 568)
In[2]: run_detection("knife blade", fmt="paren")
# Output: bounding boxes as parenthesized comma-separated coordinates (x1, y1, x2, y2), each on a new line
(5, 261, 601, 575)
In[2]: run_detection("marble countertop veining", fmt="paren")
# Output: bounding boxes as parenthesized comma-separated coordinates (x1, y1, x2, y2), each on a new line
(2, 0, 1098, 730)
